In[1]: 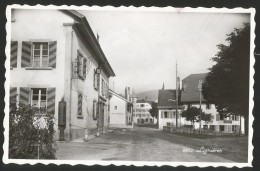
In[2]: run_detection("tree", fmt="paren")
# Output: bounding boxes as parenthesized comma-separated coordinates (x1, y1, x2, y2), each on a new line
(9, 102, 56, 159)
(202, 23, 250, 135)
(181, 107, 207, 127)
(149, 101, 158, 119)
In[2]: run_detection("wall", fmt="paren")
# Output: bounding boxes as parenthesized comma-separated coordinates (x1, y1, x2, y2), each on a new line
(109, 94, 127, 125)
(68, 26, 110, 139)
(10, 9, 74, 139)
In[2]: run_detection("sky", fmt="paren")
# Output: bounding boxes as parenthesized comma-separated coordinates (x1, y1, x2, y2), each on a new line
(80, 10, 250, 95)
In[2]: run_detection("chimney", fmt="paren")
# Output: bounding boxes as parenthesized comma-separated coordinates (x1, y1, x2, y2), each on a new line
(97, 33, 100, 43)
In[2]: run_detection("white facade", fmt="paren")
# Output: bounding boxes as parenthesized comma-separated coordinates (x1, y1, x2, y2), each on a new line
(109, 90, 133, 128)
(158, 109, 185, 129)
(133, 103, 154, 124)
(9, 9, 115, 141)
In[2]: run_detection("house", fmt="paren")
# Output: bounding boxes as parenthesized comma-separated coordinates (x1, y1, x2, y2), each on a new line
(132, 100, 154, 124)
(157, 89, 185, 129)
(9, 9, 115, 141)
(181, 73, 244, 134)
(108, 87, 133, 128)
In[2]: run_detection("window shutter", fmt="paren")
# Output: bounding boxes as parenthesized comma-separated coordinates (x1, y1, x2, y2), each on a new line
(216, 114, 220, 121)
(47, 88, 56, 114)
(10, 41, 18, 68)
(21, 41, 32, 67)
(10, 87, 17, 103)
(78, 93, 82, 116)
(77, 51, 81, 77)
(236, 115, 239, 121)
(83, 58, 87, 79)
(97, 74, 100, 90)
(48, 41, 57, 68)
(19, 87, 30, 106)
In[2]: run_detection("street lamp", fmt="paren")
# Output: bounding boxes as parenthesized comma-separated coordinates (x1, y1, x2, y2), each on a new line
(198, 80, 203, 134)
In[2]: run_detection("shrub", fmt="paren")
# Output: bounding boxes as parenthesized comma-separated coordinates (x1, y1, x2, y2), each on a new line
(9, 103, 56, 159)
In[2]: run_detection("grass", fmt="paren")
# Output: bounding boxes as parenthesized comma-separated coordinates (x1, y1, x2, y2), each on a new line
(163, 131, 248, 162)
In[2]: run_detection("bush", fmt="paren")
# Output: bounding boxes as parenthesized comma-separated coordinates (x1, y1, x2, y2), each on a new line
(9, 103, 56, 159)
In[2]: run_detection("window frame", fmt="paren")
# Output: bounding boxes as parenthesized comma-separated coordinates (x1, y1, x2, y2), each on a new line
(32, 42, 49, 68)
(77, 50, 86, 80)
(30, 88, 47, 115)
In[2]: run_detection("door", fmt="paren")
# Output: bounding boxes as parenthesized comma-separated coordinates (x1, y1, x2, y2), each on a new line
(98, 102, 104, 128)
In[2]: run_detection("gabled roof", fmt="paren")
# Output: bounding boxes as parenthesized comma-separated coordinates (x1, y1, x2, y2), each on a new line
(181, 73, 207, 103)
(59, 10, 116, 77)
(109, 89, 132, 104)
(157, 89, 184, 109)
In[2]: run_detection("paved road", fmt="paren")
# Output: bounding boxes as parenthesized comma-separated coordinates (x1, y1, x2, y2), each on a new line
(56, 126, 233, 162)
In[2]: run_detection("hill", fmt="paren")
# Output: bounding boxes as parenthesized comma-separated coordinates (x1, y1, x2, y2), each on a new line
(135, 89, 159, 102)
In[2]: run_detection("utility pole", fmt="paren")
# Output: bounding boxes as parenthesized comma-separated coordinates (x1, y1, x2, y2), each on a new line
(198, 80, 203, 134)
(176, 60, 178, 128)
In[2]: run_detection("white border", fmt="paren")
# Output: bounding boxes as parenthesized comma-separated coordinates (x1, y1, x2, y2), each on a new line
(4, 5, 255, 168)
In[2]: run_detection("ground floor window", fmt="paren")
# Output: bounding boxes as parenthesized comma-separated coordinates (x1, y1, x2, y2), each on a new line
(210, 125, 215, 131)
(203, 125, 208, 130)
(232, 125, 236, 132)
(219, 125, 225, 131)
(31, 88, 47, 114)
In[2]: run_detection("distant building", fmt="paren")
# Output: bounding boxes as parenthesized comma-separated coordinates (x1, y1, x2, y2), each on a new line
(181, 73, 244, 134)
(108, 88, 133, 128)
(132, 102, 154, 124)
(157, 89, 185, 129)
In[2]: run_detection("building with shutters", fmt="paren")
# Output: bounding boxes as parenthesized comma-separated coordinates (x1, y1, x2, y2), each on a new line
(181, 73, 244, 134)
(9, 9, 115, 141)
(157, 89, 185, 130)
(108, 88, 133, 128)
(132, 102, 154, 124)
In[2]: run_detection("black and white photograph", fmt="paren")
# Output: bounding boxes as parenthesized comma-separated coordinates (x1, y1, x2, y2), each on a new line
(4, 5, 255, 167)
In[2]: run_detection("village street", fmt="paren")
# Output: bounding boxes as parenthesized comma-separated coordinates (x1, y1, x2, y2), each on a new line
(56, 126, 235, 162)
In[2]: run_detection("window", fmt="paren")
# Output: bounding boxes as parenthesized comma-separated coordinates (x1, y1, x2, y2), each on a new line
(164, 111, 168, 118)
(203, 125, 208, 130)
(220, 113, 224, 120)
(219, 125, 225, 131)
(77, 50, 87, 80)
(173, 111, 176, 117)
(210, 125, 215, 131)
(232, 125, 236, 132)
(114, 106, 117, 110)
(32, 42, 49, 68)
(93, 69, 98, 89)
(140, 104, 144, 107)
(31, 88, 47, 114)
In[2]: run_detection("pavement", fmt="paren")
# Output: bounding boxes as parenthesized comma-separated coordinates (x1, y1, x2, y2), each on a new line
(56, 126, 234, 162)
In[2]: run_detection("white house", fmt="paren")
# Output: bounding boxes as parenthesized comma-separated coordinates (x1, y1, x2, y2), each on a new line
(181, 73, 244, 134)
(132, 100, 154, 124)
(157, 89, 185, 130)
(9, 9, 115, 141)
(108, 88, 133, 128)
